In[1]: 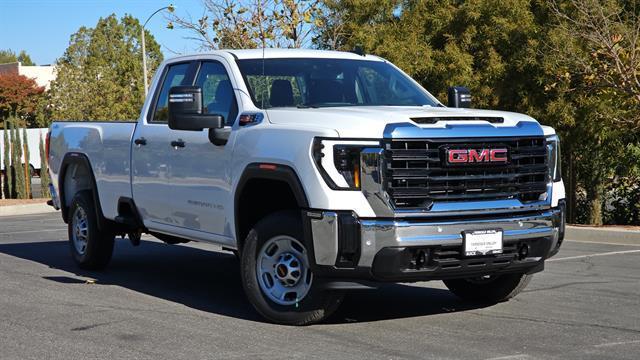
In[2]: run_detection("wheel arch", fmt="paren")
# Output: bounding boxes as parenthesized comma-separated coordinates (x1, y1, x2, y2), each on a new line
(58, 152, 110, 231)
(234, 163, 309, 252)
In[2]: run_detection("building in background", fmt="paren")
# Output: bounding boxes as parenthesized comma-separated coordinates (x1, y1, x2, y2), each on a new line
(0, 62, 55, 90)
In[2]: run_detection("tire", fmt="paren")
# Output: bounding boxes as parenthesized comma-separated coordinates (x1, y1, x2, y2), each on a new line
(68, 190, 115, 270)
(240, 210, 343, 325)
(443, 273, 532, 304)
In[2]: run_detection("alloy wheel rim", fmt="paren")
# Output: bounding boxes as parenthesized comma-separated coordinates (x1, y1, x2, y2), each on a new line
(256, 235, 313, 306)
(72, 207, 89, 255)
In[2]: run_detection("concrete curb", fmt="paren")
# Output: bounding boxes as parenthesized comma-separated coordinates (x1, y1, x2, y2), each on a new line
(0, 203, 58, 217)
(566, 225, 640, 245)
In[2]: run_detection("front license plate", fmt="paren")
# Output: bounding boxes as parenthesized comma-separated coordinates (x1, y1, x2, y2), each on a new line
(464, 230, 503, 256)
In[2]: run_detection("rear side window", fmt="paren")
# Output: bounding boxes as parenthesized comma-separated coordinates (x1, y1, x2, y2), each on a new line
(152, 63, 190, 122)
(195, 61, 238, 126)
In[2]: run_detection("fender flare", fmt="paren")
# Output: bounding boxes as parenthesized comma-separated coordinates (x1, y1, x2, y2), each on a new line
(234, 163, 309, 243)
(58, 152, 110, 231)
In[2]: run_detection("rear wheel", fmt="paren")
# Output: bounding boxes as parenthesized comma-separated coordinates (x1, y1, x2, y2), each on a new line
(443, 273, 532, 303)
(68, 190, 114, 270)
(241, 210, 343, 325)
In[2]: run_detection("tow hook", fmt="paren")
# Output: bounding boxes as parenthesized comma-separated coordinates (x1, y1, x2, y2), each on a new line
(518, 243, 530, 260)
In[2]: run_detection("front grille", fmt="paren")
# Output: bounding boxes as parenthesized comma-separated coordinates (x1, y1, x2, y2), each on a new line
(384, 137, 548, 208)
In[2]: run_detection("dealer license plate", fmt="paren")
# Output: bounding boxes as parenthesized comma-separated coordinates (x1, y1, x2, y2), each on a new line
(463, 230, 503, 256)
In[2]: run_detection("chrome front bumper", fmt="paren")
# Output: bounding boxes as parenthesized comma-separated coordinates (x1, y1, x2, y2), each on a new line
(307, 207, 564, 269)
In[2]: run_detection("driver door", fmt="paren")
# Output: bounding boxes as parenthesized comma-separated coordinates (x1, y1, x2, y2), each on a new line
(167, 59, 239, 244)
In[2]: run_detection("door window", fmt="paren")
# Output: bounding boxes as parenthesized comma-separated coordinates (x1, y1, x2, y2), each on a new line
(195, 61, 238, 126)
(152, 63, 190, 122)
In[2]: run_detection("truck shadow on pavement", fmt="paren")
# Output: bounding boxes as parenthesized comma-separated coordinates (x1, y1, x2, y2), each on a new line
(0, 239, 488, 324)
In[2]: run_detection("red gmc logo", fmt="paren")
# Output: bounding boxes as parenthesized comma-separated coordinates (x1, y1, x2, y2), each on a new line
(447, 148, 508, 164)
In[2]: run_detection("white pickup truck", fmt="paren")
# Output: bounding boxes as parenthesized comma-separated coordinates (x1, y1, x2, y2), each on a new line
(47, 49, 566, 325)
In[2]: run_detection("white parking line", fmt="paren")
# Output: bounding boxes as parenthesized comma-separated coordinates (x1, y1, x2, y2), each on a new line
(594, 340, 640, 348)
(565, 239, 640, 247)
(549, 249, 640, 262)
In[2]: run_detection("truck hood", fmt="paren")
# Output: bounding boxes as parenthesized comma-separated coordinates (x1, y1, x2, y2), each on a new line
(265, 106, 548, 138)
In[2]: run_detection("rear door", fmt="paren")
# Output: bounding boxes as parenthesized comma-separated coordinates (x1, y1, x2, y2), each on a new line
(131, 61, 195, 228)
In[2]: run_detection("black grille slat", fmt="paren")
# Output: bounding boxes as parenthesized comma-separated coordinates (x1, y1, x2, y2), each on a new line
(411, 116, 505, 124)
(384, 137, 549, 208)
(388, 171, 548, 181)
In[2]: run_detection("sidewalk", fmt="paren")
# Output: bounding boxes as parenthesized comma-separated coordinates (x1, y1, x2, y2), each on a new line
(566, 225, 640, 246)
(0, 200, 57, 217)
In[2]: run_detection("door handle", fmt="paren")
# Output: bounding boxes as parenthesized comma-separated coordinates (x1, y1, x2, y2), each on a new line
(134, 137, 147, 146)
(170, 139, 185, 148)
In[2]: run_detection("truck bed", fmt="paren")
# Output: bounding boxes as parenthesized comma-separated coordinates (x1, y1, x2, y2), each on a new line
(48, 121, 137, 219)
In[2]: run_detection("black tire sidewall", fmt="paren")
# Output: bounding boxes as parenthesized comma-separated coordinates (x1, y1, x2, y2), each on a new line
(241, 210, 342, 325)
(68, 190, 114, 269)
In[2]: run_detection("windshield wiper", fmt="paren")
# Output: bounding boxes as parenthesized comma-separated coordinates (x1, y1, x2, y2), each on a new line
(296, 103, 320, 109)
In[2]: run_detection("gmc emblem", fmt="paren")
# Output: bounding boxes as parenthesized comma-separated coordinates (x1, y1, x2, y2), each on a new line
(447, 148, 508, 164)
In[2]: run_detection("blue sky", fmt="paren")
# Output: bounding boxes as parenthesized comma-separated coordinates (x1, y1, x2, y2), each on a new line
(0, 0, 208, 65)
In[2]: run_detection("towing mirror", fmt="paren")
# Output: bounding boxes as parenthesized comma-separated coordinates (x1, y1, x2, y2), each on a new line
(447, 86, 472, 108)
(168, 86, 224, 131)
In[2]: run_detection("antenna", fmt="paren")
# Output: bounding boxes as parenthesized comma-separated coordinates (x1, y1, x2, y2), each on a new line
(260, 0, 266, 109)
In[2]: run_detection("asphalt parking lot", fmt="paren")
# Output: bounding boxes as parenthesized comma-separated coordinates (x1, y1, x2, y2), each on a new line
(1, 212, 639, 360)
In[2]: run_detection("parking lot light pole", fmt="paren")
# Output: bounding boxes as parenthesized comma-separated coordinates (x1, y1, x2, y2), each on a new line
(142, 5, 175, 97)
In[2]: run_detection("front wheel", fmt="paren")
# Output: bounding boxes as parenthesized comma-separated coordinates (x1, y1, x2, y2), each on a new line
(240, 211, 343, 325)
(443, 273, 532, 304)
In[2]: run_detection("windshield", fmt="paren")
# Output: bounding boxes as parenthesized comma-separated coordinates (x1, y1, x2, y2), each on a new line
(236, 58, 439, 109)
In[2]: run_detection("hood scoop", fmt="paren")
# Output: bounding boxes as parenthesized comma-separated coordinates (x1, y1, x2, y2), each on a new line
(411, 116, 504, 124)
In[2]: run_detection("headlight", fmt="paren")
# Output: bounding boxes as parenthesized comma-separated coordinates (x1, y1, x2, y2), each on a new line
(312, 139, 379, 190)
(546, 135, 561, 182)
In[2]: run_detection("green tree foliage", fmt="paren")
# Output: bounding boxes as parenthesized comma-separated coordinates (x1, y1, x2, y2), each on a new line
(0, 49, 35, 65)
(2, 120, 10, 199)
(544, 0, 640, 224)
(10, 120, 26, 199)
(317, 0, 547, 112)
(49, 14, 163, 121)
(22, 127, 32, 198)
(39, 134, 50, 198)
(316, 0, 640, 225)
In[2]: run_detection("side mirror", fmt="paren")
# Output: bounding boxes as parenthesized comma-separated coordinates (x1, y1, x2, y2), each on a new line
(168, 86, 224, 131)
(447, 86, 472, 108)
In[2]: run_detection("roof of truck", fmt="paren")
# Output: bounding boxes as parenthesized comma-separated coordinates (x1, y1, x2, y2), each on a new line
(221, 48, 385, 61)
(225, 48, 383, 61)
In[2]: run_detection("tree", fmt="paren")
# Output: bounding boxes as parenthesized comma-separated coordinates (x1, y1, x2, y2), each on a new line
(167, 0, 323, 49)
(0, 49, 35, 65)
(0, 73, 45, 125)
(48, 14, 163, 121)
(22, 127, 32, 198)
(543, 0, 640, 225)
(10, 120, 25, 199)
(319, 0, 549, 113)
(2, 120, 10, 199)
(39, 134, 50, 198)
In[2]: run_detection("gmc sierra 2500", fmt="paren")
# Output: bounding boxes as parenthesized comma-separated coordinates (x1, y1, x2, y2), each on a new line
(47, 49, 566, 325)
